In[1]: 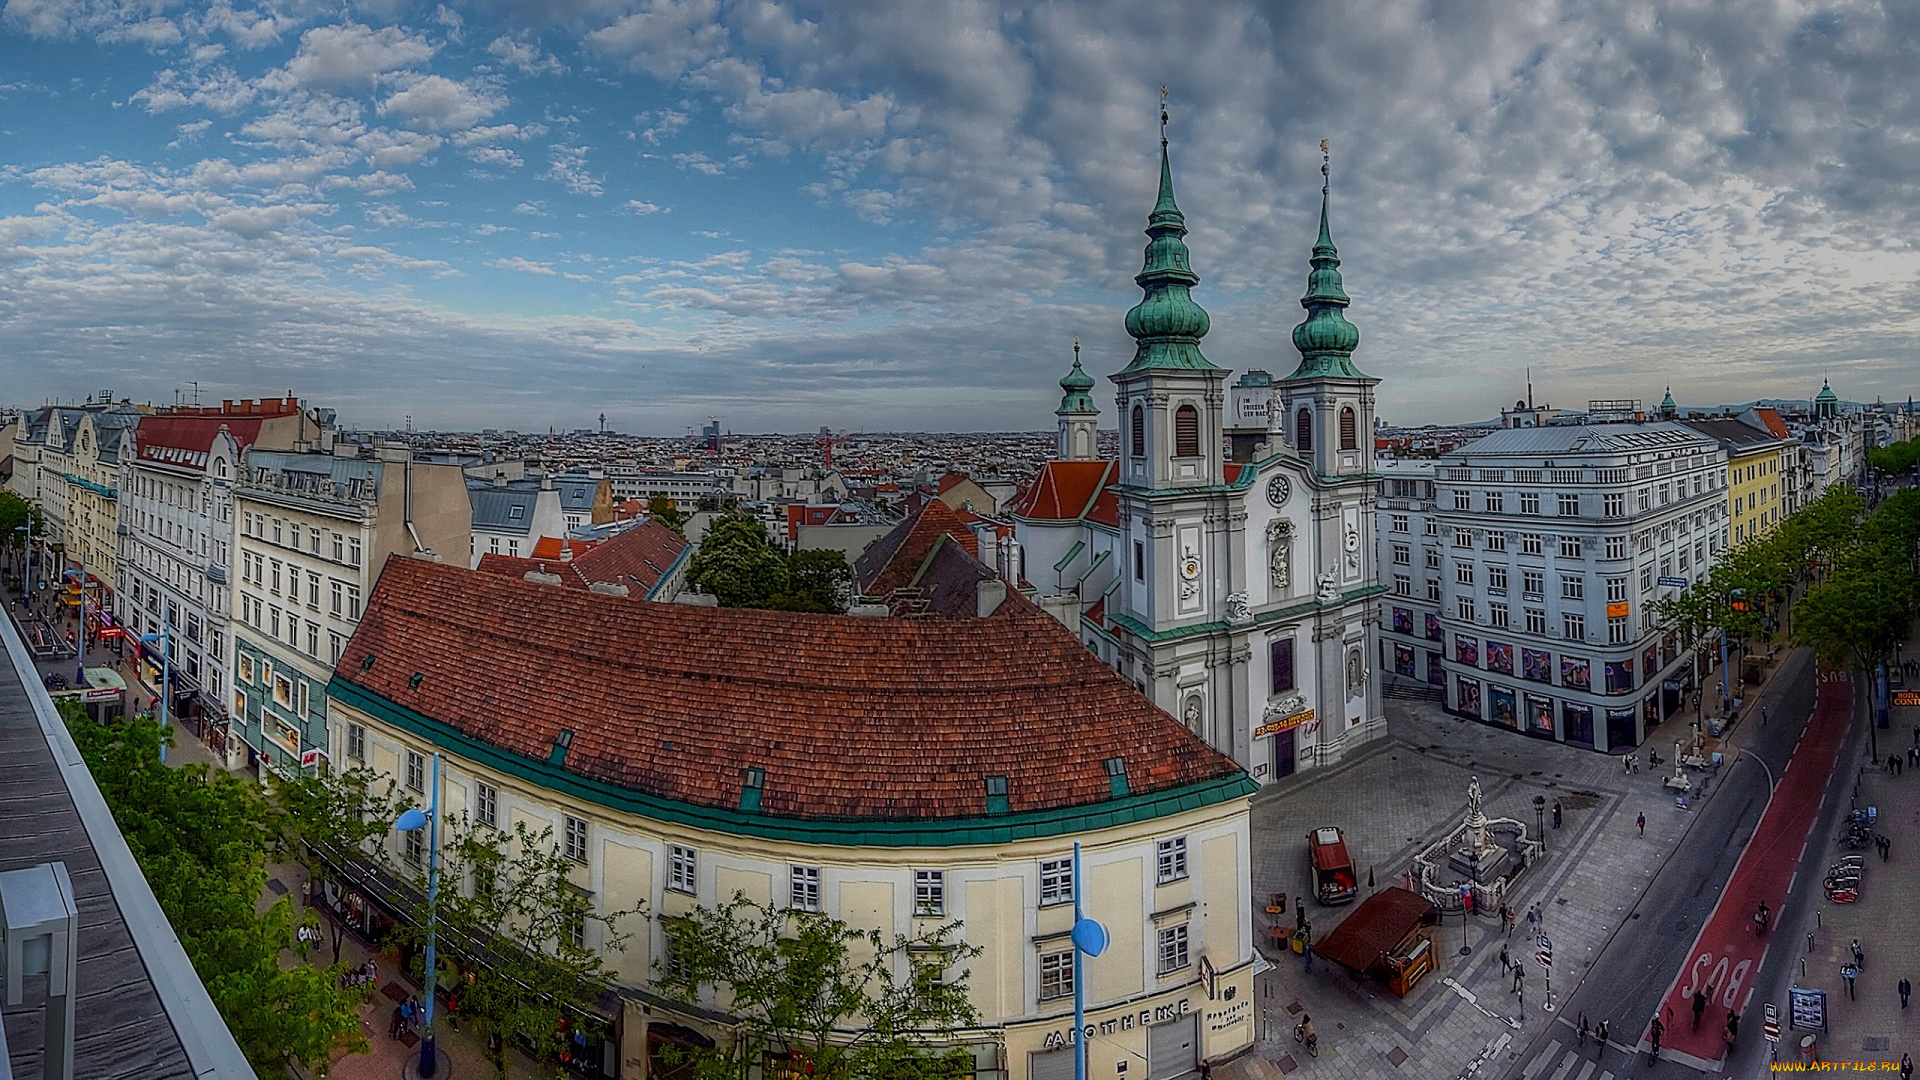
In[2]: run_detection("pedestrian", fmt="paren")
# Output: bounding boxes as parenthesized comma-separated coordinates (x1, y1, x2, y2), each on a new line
(1843, 964, 1858, 1000)
(1852, 939, 1865, 968)
(400, 997, 414, 1030)
(1198, 1060, 1211, 1080)
(1761, 703, 1769, 725)
(1901, 977, 1911, 1009)
(448, 992, 460, 1032)
(1502, 903, 1516, 937)
(1692, 989, 1707, 1030)
(1303, 939, 1314, 973)
(1552, 800, 1563, 829)
(1901, 1051, 1912, 1080)
(388, 1006, 404, 1040)
(1295, 897, 1305, 931)
(1649, 1015, 1664, 1058)
(1883, 835, 1892, 863)
(1637, 811, 1646, 837)
(1578, 1013, 1589, 1046)
(1596, 1019, 1609, 1053)
(1500, 943, 1510, 972)
(1512, 965, 1524, 994)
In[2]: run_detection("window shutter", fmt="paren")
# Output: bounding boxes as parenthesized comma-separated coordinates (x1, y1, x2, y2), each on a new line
(1174, 405, 1200, 457)
(1340, 407, 1358, 450)
(1131, 404, 1146, 458)
(1295, 408, 1313, 453)
(1270, 639, 1295, 692)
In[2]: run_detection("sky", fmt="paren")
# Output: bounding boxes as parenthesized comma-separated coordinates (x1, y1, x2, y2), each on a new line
(2, 0, 1918, 435)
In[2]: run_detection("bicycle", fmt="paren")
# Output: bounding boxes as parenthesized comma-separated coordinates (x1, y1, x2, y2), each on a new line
(1293, 1020, 1318, 1057)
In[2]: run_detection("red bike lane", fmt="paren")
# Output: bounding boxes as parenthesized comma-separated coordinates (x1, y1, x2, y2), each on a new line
(1644, 667, 1854, 1066)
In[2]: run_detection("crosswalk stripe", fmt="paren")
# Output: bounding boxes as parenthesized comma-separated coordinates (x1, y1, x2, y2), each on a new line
(1522, 1040, 1563, 1080)
(1547, 1053, 1577, 1080)
(1570, 1061, 1596, 1080)
(1597, 1071, 1614, 1080)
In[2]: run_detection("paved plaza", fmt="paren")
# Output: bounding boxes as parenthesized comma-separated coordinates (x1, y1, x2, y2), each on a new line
(1232, 696, 1735, 1080)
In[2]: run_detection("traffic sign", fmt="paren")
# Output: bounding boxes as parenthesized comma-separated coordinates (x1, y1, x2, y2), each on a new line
(1763, 1003, 1781, 1044)
(1535, 935, 1553, 970)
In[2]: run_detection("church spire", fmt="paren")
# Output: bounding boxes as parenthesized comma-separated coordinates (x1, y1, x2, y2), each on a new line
(1285, 140, 1369, 382)
(1119, 87, 1216, 374)
(1057, 336, 1097, 416)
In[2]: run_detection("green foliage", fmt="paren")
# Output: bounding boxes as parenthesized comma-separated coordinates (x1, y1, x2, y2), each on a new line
(649, 494, 689, 536)
(656, 894, 981, 1080)
(400, 816, 644, 1079)
(1788, 485, 1920, 674)
(63, 705, 365, 1077)
(0, 491, 40, 542)
(688, 511, 851, 612)
(1867, 437, 1920, 480)
(272, 766, 411, 964)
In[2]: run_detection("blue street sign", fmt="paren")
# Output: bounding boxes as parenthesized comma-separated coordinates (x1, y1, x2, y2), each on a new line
(1658, 576, 1689, 588)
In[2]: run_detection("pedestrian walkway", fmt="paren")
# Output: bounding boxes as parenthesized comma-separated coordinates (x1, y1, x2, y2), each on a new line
(1643, 665, 1855, 1068)
(1514, 1038, 1624, 1080)
(1232, 694, 1732, 1080)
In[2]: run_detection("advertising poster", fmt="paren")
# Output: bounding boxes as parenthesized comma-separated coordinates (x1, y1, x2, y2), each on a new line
(1456, 676, 1481, 718)
(1522, 648, 1553, 683)
(1561, 656, 1592, 691)
(1455, 634, 1479, 666)
(1526, 695, 1555, 736)
(1394, 643, 1416, 677)
(1486, 641, 1513, 675)
(1605, 658, 1634, 694)
(1426, 613, 1444, 641)
(1490, 685, 1517, 728)
(1393, 607, 1414, 635)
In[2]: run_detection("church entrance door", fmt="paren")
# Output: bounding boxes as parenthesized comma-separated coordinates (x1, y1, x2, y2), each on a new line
(1273, 729, 1296, 778)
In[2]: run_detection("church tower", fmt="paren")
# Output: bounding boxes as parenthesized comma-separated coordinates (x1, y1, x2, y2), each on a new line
(1278, 145, 1377, 480)
(1111, 130, 1227, 492)
(1815, 379, 1840, 423)
(1055, 338, 1100, 461)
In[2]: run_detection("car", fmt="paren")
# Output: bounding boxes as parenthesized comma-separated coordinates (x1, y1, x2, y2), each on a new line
(1307, 826, 1357, 905)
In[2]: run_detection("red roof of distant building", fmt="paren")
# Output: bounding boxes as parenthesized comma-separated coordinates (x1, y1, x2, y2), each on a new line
(936, 471, 970, 494)
(1752, 407, 1791, 440)
(1013, 460, 1117, 522)
(132, 414, 271, 470)
(475, 521, 688, 597)
(855, 500, 981, 601)
(334, 557, 1247, 824)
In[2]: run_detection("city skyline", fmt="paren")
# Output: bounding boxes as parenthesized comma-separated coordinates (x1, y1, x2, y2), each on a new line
(4, 1, 1919, 433)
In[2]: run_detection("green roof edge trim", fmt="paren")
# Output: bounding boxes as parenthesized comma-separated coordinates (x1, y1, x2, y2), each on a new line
(327, 677, 1257, 847)
(1106, 583, 1389, 644)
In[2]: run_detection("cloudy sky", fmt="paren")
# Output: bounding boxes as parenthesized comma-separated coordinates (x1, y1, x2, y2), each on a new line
(2, 0, 1917, 434)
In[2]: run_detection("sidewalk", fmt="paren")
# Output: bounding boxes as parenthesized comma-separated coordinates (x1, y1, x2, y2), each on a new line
(1233, 691, 1738, 1080)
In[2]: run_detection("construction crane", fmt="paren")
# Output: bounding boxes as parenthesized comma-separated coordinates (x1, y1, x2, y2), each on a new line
(815, 426, 849, 468)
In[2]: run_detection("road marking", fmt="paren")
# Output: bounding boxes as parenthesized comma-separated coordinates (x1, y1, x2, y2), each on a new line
(1548, 1053, 1578, 1080)
(1455, 1031, 1511, 1080)
(1571, 1062, 1596, 1080)
(1522, 1039, 1562, 1079)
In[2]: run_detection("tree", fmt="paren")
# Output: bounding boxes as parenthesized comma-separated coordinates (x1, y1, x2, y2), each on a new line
(649, 494, 689, 536)
(400, 817, 645, 1079)
(656, 894, 981, 1080)
(781, 549, 853, 613)
(689, 511, 790, 607)
(273, 766, 412, 964)
(63, 706, 366, 1076)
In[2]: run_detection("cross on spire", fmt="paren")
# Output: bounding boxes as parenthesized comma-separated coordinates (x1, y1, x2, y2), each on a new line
(1320, 138, 1330, 193)
(1160, 84, 1169, 149)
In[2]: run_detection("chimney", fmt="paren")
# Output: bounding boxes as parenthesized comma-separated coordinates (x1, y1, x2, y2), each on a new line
(523, 569, 564, 586)
(976, 578, 1007, 617)
(589, 581, 630, 597)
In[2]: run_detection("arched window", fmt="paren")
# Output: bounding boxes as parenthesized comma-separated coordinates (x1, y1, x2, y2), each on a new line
(1340, 406, 1358, 450)
(1174, 405, 1200, 457)
(1130, 404, 1146, 458)
(1295, 408, 1313, 453)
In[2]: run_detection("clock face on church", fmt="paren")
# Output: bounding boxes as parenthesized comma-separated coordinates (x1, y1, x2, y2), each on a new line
(1265, 474, 1291, 508)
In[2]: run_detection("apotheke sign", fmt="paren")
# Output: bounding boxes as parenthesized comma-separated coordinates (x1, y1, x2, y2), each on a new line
(1040, 998, 1191, 1049)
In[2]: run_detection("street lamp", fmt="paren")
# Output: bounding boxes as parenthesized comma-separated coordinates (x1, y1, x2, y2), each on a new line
(138, 608, 172, 765)
(14, 516, 31, 602)
(1533, 795, 1546, 854)
(394, 753, 443, 1077)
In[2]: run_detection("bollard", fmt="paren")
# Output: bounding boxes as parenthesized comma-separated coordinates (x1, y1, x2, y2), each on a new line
(1817, 912, 1822, 929)
(1808, 932, 1815, 953)
(1802, 958, 1807, 977)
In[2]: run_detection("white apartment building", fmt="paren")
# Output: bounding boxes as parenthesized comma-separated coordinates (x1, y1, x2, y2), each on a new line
(116, 401, 312, 752)
(605, 468, 726, 505)
(230, 444, 470, 776)
(1378, 423, 1728, 752)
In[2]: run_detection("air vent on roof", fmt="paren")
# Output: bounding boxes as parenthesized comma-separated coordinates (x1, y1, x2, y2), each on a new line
(739, 767, 765, 812)
(1104, 757, 1129, 798)
(548, 729, 574, 766)
(408, 673, 424, 690)
(360, 654, 376, 672)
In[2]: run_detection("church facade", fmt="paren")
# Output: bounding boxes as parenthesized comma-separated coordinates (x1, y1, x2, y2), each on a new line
(1013, 144, 1386, 785)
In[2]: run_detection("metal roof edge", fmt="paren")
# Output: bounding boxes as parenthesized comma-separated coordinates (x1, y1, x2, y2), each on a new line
(0, 615, 254, 1078)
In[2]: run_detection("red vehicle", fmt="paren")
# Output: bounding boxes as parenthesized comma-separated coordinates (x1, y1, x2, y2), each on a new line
(1308, 826, 1358, 905)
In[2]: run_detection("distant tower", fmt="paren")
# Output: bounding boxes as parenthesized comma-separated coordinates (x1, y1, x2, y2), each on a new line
(599, 412, 607, 436)
(1055, 337, 1100, 461)
(1659, 386, 1677, 420)
(1815, 379, 1840, 422)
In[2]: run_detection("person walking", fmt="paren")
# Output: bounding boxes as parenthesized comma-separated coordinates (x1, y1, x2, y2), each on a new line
(388, 1005, 404, 1040)
(1501, 903, 1516, 937)
(1648, 1015, 1664, 1059)
(1500, 943, 1510, 973)
(1852, 939, 1865, 968)
(1692, 988, 1707, 1030)
(1578, 1013, 1589, 1046)
(1552, 800, 1563, 829)
(1595, 1019, 1609, 1055)
(1900, 977, 1911, 1009)
(1900, 1051, 1912, 1080)
(1761, 703, 1769, 725)
(1512, 965, 1524, 994)
(1843, 964, 1859, 1000)
(1638, 811, 1646, 837)
(1198, 1060, 1211, 1080)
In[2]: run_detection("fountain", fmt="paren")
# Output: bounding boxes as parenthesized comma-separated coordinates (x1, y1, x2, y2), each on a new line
(1411, 775, 1543, 913)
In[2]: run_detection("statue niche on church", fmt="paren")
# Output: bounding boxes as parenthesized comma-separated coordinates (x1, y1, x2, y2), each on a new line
(1266, 519, 1293, 591)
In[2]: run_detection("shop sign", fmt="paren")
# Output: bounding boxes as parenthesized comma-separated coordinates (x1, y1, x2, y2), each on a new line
(1040, 998, 1191, 1049)
(1658, 576, 1689, 588)
(1204, 998, 1250, 1034)
(1606, 602, 1631, 618)
(1789, 986, 1826, 1031)
(1893, 690, 1920, 708)
(1254, 710, 1313, 738)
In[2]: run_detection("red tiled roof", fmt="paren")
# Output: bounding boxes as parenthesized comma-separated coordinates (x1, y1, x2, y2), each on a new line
(1013, 460, 1116, 521)
(530, 536, 601, 560)
(1752, 407, 1791, 440)
(475, 522, 688, 596)
(855, 500, 981, 600)
(337, 557, 1243, 822)
(936, 471, 972, 494)
(133, 414, 269, 469)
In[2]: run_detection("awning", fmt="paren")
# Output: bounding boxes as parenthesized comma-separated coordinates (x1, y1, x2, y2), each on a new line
(1314, 887, 1437, 976)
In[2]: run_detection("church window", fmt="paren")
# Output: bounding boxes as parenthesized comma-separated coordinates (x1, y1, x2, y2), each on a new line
(1133, 541, 1145, 582)
(1269, 639, 1295, 693)
(1295, 409, 1312, 453)
(1130, 405, 1146, 458)
(1173, 405, 1200, 457)
(1339, 407, 1358, 450)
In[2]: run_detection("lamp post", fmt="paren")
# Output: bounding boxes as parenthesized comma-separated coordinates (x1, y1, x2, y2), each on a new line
(15, 515, 31, 602)
(395, 754, 443, 1077)
(74, 544, 87, 684)
(138, 608, 172, 765)
(1069, 842, 1109, 1080)
(1533, 795, 1546, 853)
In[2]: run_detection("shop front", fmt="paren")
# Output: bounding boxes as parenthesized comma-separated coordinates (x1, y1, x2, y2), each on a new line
(1008, 962, 1253, 1080)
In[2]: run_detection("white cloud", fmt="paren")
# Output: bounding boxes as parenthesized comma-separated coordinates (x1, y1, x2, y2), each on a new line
(450, 122, 546, 148)
(513, 200, 546, 215)
(544, 143, 602, 196)
(378, 74, 504, 132)
(637, 108, 688, 144)
(168, 118, 212, 148)
(356, 128, 441, 168)
(130, 65, 256, 114)
(486, 34, 564, 76)
(624, 199, 663, 215)
(277, 23, 434, 90)
(584, 0, 725, 80)
(488, 256, 556, 275)
(466, 145, 522, 168)
(671, 151, 743, 176)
